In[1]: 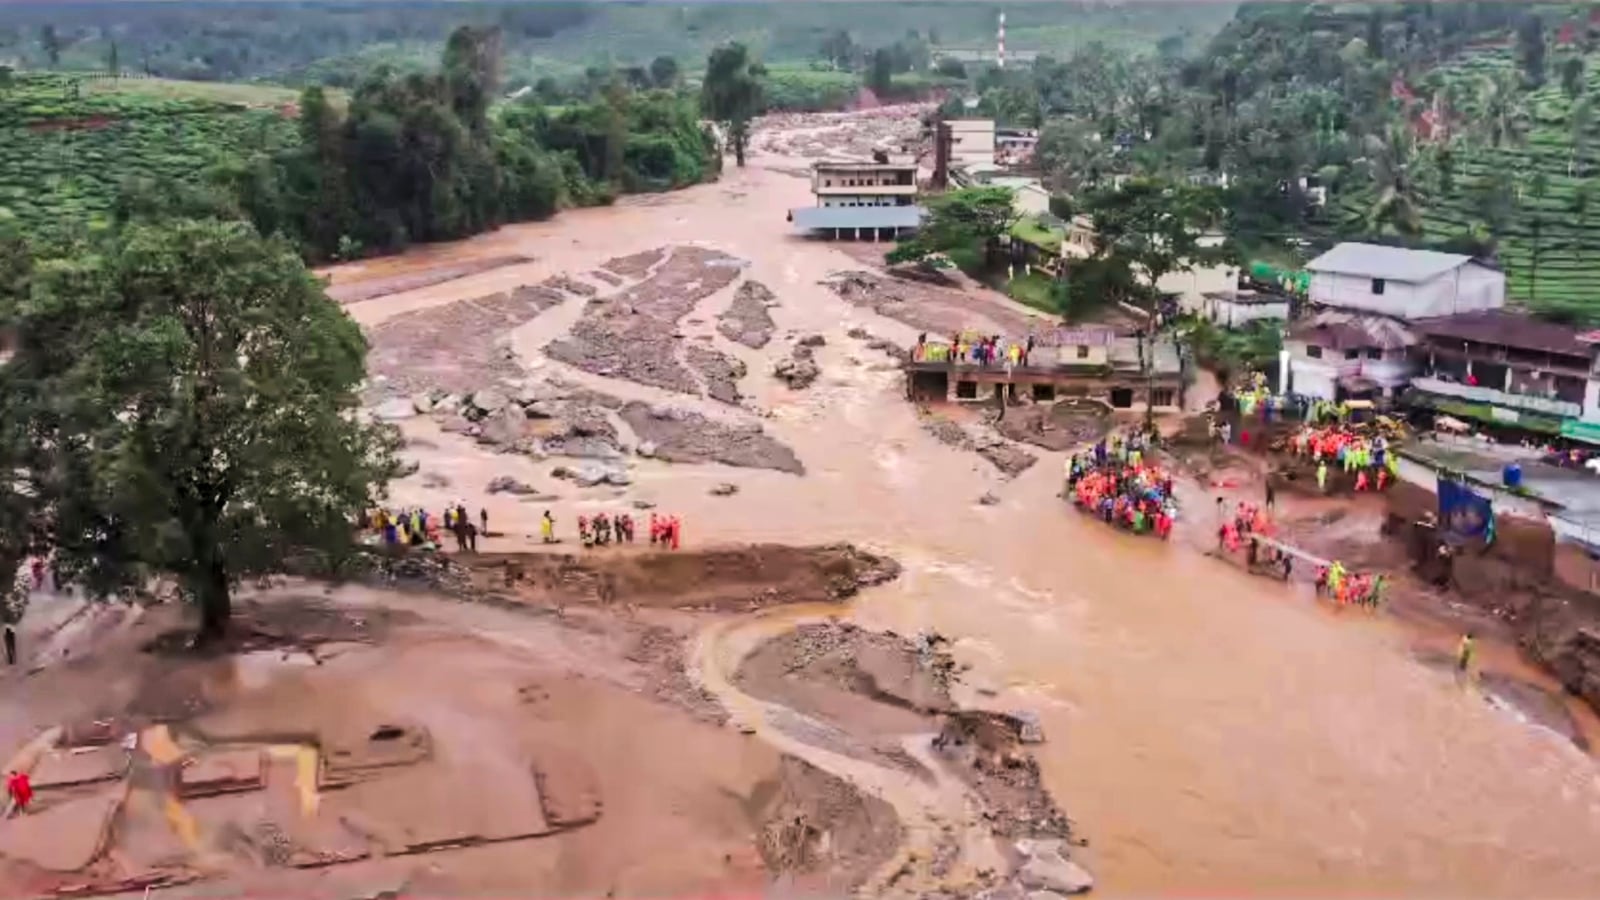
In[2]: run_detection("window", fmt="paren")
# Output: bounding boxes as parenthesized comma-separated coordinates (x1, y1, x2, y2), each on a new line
(1306, 345, 1323, 359)
(1344, 349, 1361, 360)
(1075, 345, 1090, 359)
(1150, 388, 1176, 408)
(1371, 278, 1386, 295)
(1367, 348, 1381, 360)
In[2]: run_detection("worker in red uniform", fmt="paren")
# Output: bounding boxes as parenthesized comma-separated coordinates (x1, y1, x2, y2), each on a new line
(7, 770, 32, 813)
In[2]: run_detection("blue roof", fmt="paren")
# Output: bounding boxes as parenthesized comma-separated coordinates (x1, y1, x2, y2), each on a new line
(791, 206, 924, 231)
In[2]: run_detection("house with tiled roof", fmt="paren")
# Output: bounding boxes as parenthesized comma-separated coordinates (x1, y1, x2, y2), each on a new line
(1286, 242, 1506, 402)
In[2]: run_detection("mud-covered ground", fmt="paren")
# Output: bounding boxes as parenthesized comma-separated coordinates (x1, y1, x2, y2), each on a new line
(0, 545, 932, 898)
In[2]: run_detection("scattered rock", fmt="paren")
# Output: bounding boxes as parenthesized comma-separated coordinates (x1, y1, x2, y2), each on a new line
(411, 393, 435, 414)
(774, 355, 821, 390)
(438, 414, 472, 434)
(486, 476, 539, 496)
(979, 491, 1001, 506)
(620, 401, 804, 475)
(394, 459, 421, 478)
(637, 440, 658, 458)
(471, 388, 510, 414)
(523, 401, 560, 419)
(798, 333, 826, 348)
(420, 473, 451, 489)
(710, 483, 740, 497)
(686, 344, 747, 405)
(1019, 852, 1093, 895)
(632, 499, 657, 510)
(374, 398, 417, 421)
(434, 394, 463, 414)
(717, 280, 779, 349)
(978, 443, 1039, 478)
(846, 326, 870, 339)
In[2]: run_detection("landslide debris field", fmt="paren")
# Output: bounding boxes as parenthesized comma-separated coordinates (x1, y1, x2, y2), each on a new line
(0, 546, 1077, 898)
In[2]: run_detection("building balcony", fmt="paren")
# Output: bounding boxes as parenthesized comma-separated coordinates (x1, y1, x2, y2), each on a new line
(814, 183, 918, 195)
(1409, 375, 1581, 418)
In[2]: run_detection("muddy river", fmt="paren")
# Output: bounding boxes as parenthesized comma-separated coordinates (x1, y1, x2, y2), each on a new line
(331, 117, 1600, 896)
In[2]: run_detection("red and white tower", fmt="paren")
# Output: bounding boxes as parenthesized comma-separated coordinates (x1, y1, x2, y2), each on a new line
(997, 11, 1007, 69)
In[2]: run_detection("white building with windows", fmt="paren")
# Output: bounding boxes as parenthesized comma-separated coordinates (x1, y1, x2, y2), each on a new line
(1286, 243, 1507, 401)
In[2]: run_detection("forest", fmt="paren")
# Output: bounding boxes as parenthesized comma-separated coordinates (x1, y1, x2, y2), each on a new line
(949, 2, 1600, 320)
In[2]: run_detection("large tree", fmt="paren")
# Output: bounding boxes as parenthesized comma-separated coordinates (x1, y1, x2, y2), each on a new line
(885, 186, 1016, 267)
(701, 42, 765, 167)
(1077, 178, 1229, 298)
(0, 219, 398, 643)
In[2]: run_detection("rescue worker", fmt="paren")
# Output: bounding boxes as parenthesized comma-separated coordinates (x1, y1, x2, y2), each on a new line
(541, 510, 556, 544)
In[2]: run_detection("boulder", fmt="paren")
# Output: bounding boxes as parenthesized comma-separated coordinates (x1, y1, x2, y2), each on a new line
(774, 356, 821, 390)
(524, 401, 561, 419)
(475, 411, 524, 448)
(411, 393, 435, 414)
(709, 482, 739, 497)
(1013, 710, 1045, 744)
(420, 473, 451, 489)
(637, 441, 658, 458)
(632, 499, 657, 510)
(470, 388, 510, 414)
(394, 459, 421, 478)
(846, 327, 870, 339)
(516, 382, 560, 406)
(374, 398, 417, 421)
(979, 491, 1001, 506)
(567, 461, 631, 487)
(438, 414, 472, 434)
(798, 334, 826, 348)
(486, 476, 539, 496)
(1019, 852, 1093, 895)
(434, 394, 463, 414)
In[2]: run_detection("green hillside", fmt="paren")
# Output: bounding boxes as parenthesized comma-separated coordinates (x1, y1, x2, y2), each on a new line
(0, 74, 296, 232)
(1330, 45, 1600, 319)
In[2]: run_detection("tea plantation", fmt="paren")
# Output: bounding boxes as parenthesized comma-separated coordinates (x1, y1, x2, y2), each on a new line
(0, 75, 297, 232)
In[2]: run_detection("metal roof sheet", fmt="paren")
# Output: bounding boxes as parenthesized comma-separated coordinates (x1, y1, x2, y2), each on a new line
(1306, 242, 1474, 282)
(791, 206, 924, 231)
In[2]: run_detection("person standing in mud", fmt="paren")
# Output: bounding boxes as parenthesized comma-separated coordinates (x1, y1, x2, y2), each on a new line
(541, 510, 556, 544)
(479, 508, 489, 539)
(3, 624, 15, 666)
(1456, 631, 1476, 681)
(464, 519, 478, 553)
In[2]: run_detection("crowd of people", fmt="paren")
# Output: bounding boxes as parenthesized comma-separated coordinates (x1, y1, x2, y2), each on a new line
(363, 505, 486, 552)
(1065, 433, 1176, 538)
(1314, 560, 1386, 609)
(1286, 425, 1400, 493)
(363, 505, 685, 553)
(911, 331, 1036, 368)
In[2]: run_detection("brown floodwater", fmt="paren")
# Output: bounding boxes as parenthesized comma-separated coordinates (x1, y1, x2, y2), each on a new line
(337, 115, 1600, 897)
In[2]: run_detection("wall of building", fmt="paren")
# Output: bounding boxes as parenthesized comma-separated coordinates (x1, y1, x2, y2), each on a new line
(821, 195, 909, 208)
(1205, 298, 1287, 328)
(1309, 264, 1505, 319)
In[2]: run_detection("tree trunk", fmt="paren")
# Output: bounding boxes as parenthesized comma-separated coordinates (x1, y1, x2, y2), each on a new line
(194, 555, 231, 646)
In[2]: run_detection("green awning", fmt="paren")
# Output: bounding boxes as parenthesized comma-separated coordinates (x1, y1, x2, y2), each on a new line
(1560, 419, 1600, 445)
(1415, 395, 1565, 435)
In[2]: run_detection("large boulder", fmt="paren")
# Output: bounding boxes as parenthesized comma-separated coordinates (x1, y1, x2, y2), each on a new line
(486, 476, 539, 496)
(374, 398, 417, 421)
(475, 410, 525, 449)
(411, 393, 435, 414)
(470, 388, 511, 414)
(1019, 852, 1093, 895)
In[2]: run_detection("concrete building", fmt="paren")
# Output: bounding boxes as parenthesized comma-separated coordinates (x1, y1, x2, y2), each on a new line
(790, 161, 924, 241)
(1197, 288, 1291, 328)
(1286, 243, 1507, 401)
(1305, 243, 1505, 318)
(995, 127, 1039, 165)
(1287, 310, 1417, 401)
(905, 327, 1184, 412)
(1406, 310, 1600, 437)
(947, 119, 997, 168)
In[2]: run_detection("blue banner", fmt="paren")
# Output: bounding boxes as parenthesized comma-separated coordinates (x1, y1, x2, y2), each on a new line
(1438, 477, 1494, 542)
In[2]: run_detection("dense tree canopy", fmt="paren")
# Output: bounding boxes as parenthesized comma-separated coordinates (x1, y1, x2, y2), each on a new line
(702, 42, 766, 166)
(0, 219, 398, 641)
